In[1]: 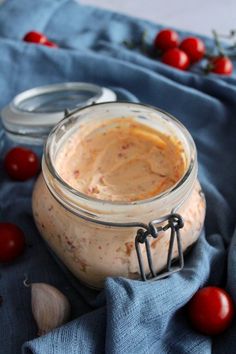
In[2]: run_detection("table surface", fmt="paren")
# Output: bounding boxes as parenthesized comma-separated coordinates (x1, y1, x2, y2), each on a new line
(79, 0, 235, 37)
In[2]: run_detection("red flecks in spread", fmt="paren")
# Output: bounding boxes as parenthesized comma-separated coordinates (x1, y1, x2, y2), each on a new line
(78, 259, 87, 272)
(64, 234, 76, 250)
(121, 143, 131, 150)
(67, 240, 76, 250)
(125, 242, 134, 256)
(73, 169, 80, 177)
(151, 238, 159, 249)
(164, 240, 170, 248)
(87, 186, 99, 194)
(55, 117, 187, 202)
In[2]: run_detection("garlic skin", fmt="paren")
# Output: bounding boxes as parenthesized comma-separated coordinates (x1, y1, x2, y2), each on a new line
(31, 283, 71, 336)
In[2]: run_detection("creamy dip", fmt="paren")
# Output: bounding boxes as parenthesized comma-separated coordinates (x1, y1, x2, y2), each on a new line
(32, 109, 206, 289)
(33, 177, 205, 288)
(55, 118, 186, 202)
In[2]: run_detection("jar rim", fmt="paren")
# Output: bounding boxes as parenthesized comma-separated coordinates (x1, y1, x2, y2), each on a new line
(1, 82, 116, 145)
(43, 101, 197, 212)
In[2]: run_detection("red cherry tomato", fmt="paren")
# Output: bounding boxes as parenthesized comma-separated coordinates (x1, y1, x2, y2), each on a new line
(210, 56, 233, 76)
(154, 29, 179, 52)
(0, 223, 25, 263)
(4, 147, 39, 181)
(23, 31, 47, 44)
(162, 48, 190, 70)
(188, 286, 235, 335)
(179, 37, 205, 63)
(43, 40, 58, 48)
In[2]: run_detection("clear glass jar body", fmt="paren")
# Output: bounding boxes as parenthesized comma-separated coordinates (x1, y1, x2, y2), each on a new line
(32, 102, 206, 289)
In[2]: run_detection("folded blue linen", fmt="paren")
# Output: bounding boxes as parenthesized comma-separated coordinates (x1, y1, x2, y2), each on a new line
(0, 1, 235, 353)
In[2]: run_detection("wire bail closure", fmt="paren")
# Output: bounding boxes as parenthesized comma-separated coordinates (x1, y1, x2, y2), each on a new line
(135, 213, 184, 281)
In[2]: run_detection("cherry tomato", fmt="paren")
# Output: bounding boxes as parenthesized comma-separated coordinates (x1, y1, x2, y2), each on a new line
(4, 147, 39, 181)
(179, 37, 205, 63)
(188, 286, 235, 335)
(154, 29, 179, 52)
(0, 223, 25, 263)
(43, 40, 58, 48)
(210, 56, 233, 76)
(23, 31, 47, 44)
(162, 48, 190, 70)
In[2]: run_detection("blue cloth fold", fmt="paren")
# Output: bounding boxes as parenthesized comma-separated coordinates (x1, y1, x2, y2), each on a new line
(0, 0, 236, 353)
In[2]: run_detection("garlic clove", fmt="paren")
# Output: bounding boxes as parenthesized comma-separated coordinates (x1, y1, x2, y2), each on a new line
(31, 282, 71, 336)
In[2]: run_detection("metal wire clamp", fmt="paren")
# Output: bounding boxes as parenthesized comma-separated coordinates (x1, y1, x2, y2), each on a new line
(135, 213, 184, 281)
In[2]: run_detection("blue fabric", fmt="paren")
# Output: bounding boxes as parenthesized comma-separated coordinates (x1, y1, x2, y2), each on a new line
(0, 0, 236, 353)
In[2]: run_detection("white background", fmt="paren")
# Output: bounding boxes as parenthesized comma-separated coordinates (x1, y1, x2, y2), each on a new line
(80, 0, 236, 37)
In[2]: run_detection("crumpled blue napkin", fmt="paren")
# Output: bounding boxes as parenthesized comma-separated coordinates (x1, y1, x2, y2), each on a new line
(0, 0, 236, 353)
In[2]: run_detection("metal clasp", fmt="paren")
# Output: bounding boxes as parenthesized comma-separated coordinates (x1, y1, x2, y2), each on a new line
(135, 213, 184, 281)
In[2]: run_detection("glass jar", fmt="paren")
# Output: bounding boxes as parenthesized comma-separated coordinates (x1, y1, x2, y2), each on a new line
(1, 82, 116, 146)
(0, 81, 116, 169)
(32, 102, 206, 289)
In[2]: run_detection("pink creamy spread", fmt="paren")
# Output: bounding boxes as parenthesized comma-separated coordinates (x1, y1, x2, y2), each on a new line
(55, 118, 186, 202)
(33, 116, 206, 288)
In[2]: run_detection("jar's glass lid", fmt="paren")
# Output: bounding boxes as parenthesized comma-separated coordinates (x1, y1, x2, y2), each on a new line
(1, 82, 116, 145)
